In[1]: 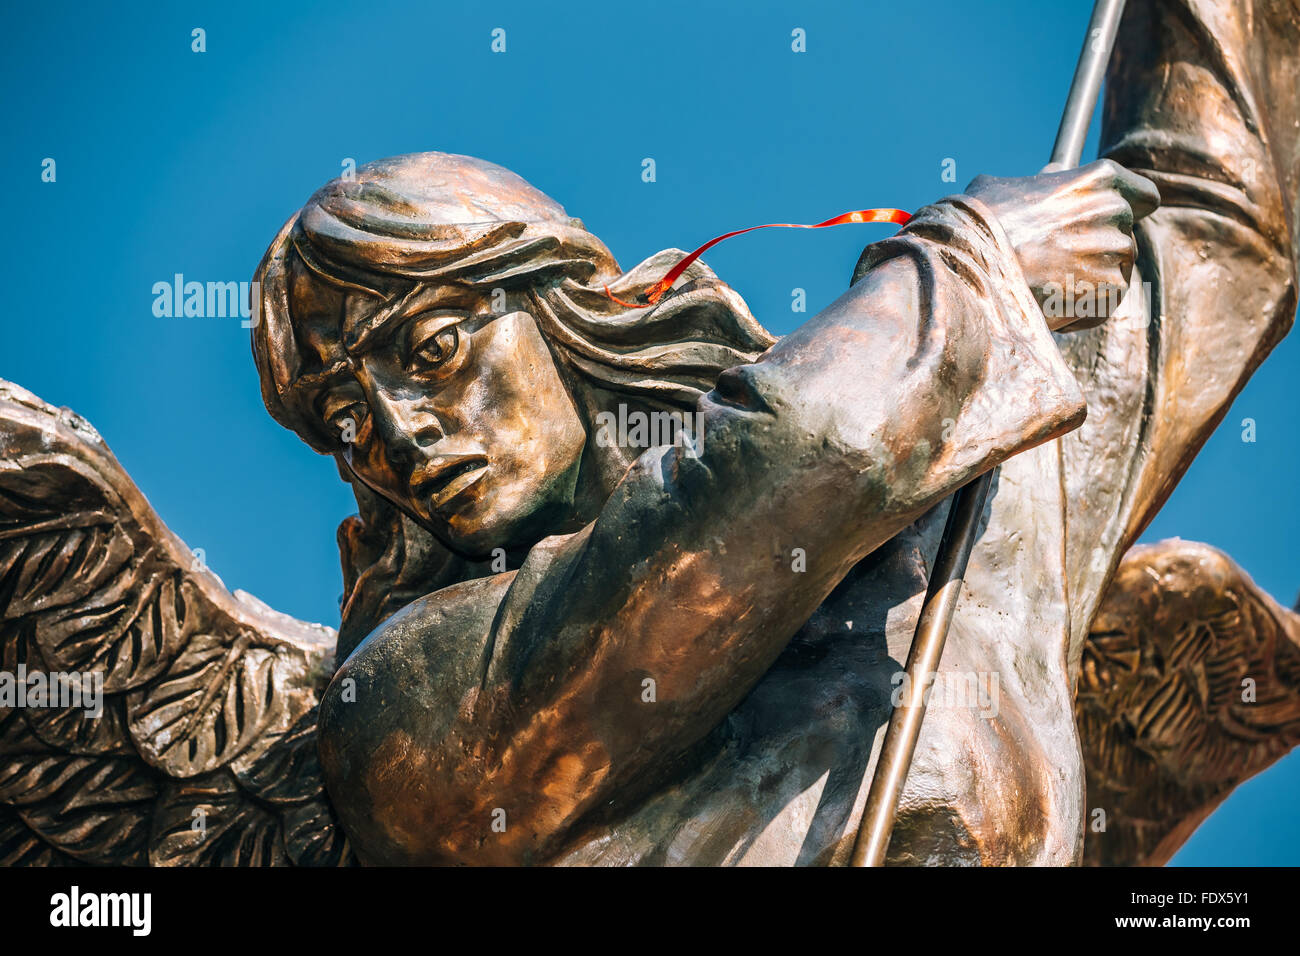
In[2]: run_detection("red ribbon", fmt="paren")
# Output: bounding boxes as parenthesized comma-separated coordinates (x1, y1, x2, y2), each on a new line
(604, 207, 911, 308)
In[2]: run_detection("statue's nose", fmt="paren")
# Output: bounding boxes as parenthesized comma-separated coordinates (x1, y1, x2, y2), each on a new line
(366, 389, 443, 468)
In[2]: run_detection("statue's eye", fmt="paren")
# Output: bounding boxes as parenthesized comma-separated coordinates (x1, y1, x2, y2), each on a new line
(325, 400, 368, 439)
(409, 324, 460, 372)
(319, 388, 369, 440)
(328, 401, 367, 427)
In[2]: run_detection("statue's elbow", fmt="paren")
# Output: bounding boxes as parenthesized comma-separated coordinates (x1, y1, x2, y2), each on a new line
(703, 361, 863, 480)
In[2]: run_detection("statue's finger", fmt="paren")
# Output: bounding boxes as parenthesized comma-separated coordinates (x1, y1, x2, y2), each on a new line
(1111, 165, 1161, 221)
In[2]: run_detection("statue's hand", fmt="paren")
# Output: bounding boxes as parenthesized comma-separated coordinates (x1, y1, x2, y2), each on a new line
(966, 159, 1160, 332)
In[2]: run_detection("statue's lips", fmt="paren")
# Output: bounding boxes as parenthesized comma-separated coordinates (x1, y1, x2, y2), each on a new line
(413, 456, 489, 512)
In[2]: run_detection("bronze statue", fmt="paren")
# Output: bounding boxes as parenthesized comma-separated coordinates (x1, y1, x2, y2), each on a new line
(2, 0, 1298, 866)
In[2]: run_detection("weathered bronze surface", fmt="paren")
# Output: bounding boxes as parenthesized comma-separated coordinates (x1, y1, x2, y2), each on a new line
(1, 0, 1298, 866)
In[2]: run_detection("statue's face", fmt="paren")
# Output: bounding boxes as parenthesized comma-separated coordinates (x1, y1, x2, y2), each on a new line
(312, 283, 587, 556)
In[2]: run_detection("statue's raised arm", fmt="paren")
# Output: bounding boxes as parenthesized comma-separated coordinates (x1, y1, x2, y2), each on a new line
(253, 152, 1152, 864)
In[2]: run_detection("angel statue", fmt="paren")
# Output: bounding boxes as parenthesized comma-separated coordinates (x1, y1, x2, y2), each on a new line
(2, 0, 1299, 868)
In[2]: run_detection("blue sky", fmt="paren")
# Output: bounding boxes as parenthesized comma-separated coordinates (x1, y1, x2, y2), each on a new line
(3, 0, 1296, 864)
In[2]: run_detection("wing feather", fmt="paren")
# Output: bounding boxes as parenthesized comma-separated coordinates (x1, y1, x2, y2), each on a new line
(0, 380, 354, 865)
(1078, 539, 1300, 866)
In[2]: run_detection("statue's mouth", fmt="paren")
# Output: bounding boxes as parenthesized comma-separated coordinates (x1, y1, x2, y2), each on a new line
(414, 456, 489, 513)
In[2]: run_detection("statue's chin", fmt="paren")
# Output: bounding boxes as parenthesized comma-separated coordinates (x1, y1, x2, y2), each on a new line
(431, 498, 562, 562)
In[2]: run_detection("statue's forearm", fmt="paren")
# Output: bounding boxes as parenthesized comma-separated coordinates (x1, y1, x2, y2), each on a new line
(450, 198, 1087, 861)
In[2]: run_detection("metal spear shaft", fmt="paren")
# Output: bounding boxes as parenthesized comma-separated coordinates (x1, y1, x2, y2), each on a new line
(849, 0, 1129, 868)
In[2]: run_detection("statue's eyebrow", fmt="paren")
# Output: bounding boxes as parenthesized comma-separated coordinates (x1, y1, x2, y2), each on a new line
(345, 285, 423, 354)
(347, 285, 476, 354)
(285, 361, 351, 398)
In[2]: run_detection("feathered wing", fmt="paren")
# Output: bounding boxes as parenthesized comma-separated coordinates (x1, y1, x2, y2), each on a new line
(1078, 539, 1300, 866)
(0, 380, 353, 865)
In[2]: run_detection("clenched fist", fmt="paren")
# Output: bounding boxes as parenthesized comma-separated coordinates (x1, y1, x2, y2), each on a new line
(967, 159, 1160, 332)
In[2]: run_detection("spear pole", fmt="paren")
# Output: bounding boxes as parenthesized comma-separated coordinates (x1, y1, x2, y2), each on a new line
(849, 0, 1129, 868)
